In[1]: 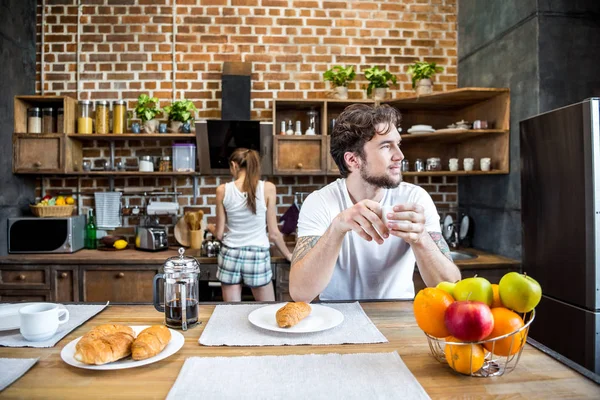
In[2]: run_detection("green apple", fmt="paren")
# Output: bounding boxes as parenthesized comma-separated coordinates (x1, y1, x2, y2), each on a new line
(453, 276, 493, 306)
(436, 281, 456, 298)
(499, 272, 542, 313)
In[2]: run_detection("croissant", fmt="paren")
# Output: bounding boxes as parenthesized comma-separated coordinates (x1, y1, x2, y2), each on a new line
(131, 325, 171, 361)
(74, 324, 136, 365)
(276, 302, 312, 328)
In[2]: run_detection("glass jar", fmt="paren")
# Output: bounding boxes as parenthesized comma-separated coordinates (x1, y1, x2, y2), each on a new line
(78, 100, 93, 134)
(42, 107, 55, 133)
(139, 155, 154, 172)
(27, 107, 41, 134)
(159, 156, 172, 172)
(95, 101, 109, 134)
(113, 100, 126, 134)
(426, 157, 441, 171)
(56, 107, 64, 133)
(401, 159, 410, 172)
(414, 158, 424, 172)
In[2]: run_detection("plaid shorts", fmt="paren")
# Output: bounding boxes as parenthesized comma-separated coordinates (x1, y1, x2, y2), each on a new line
(217, 244, 273, 287)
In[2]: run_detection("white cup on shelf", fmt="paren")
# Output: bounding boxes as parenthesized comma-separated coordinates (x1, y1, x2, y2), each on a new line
(19, 303, 69, 342)
(480, 157, 491, 171)
(448, 158, 459, 172)
(463, 158, 474, 172)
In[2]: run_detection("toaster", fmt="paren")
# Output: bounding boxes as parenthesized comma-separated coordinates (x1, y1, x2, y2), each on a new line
(135, 226, 168, 251)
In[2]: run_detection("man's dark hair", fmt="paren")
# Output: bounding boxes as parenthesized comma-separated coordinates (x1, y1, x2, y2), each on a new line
(330, 104, 402, 177)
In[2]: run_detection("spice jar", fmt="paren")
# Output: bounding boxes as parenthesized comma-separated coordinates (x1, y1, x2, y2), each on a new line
(78, 100, 93, 134)
(426, 157, 441, 171)
(414, 158, 424, 172)
(112, 100, 126, 134)
(42, 107, 55, 133)
(27, 107, 41, 134)
(159, 156, 172, 172)
(95, 101, 109, 134)
(139, 155, 154, 172)
(57, 107, 64, 133)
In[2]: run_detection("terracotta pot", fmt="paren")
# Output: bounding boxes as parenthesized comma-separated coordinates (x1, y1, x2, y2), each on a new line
(333, 86, 348, 99)
(416, 79, 433, 95)
(373, 87, 387, 100)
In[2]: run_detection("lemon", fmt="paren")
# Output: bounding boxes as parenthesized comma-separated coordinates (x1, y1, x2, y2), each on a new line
(113, 239, 128, 250)
(66, 196, 75, 205)
(56, 197, 66, 206)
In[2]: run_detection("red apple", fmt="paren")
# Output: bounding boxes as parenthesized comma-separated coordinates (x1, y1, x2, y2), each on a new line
(444, 301, 494, 342)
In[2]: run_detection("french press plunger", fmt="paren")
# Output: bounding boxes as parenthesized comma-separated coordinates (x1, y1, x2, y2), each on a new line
(153, 248, 200, 330)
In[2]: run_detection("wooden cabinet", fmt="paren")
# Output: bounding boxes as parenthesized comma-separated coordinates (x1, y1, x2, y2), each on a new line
(51, 266, 79, 303)
(0, 265, 51, 302)
(273, 136, 326, 175)
(81, 265, 159, 304)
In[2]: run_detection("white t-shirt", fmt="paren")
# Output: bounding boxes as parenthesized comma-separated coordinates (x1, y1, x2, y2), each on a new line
(222, 180, 269, 248)
(297, 178, 441, 300)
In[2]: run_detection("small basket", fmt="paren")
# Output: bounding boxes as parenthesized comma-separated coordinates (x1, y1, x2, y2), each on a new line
(30, 204, 75, 218)
(425, 310, 535, 377)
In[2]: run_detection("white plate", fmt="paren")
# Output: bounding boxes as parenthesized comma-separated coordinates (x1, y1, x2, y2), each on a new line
(60, 325, 184, 370)
(248, 303, 344, 333)
(0, 303, 37, 331)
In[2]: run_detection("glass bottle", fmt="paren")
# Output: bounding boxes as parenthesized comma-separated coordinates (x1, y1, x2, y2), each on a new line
(78, 100, 93, 134)
(280, 121, 286, 135)
(85, 209, 97, 250)
(286, 120, 294, 135)
(95, 101, 109, 134)
(42, 107, 55, 133)
(27, 107, 42, 134)
(113, 100, 126, 134)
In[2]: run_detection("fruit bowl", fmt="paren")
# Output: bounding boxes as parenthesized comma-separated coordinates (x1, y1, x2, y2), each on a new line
(30, 204, 75, 217)
(424, 310, 535, 377)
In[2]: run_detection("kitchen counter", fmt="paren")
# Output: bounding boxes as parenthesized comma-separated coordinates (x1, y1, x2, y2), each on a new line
(0, 302, 597, 399)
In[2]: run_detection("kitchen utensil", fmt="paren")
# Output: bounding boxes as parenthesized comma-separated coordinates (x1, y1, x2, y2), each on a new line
(153, 248, 200, 330)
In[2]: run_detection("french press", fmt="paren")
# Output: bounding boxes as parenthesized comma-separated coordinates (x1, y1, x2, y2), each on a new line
(153, 248, 200, 330)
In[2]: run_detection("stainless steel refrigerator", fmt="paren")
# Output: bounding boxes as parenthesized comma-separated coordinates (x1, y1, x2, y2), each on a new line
(520, 98, 600, 375)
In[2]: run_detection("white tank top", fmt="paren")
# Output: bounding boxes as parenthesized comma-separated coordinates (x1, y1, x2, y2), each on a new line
(222, 180, 269, 248)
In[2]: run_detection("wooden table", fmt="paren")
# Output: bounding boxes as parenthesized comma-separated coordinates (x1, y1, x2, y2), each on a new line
(1, 302, 598, 399)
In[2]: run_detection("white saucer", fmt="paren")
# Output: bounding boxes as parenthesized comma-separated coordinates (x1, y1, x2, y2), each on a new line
(0, 303, 37, 331)
(248, 303, 344, 333)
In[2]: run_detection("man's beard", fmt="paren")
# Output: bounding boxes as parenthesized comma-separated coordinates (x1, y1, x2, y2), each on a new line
(359, 158, 401, 189)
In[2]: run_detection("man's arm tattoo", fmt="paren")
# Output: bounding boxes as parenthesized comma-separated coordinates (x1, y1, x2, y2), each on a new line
(429, 232, 453, 261)
(291, 236, 320, 265)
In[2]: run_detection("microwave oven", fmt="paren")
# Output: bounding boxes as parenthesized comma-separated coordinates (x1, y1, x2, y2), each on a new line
(195, 120, 273, 175)
(8, 215, 85, 253)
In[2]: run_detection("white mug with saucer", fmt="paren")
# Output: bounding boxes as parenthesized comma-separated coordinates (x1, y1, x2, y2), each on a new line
(19, 303, 69, 342)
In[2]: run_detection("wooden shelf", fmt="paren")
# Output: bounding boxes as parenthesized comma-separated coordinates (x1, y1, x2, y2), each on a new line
(68, 133, 196, 141)
(402, 170, 508, 177)
(67, 171, 198, 176)
(401, 129, 507, 143)
(388, 87, 509, 110)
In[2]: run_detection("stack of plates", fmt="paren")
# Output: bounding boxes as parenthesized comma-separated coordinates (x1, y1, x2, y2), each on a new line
(407, 125, 435, 134)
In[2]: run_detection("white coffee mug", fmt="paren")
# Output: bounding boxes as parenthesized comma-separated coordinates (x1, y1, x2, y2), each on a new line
(463, 158, 474, 172)
(19, 303, 69, 342)
(381, 205, 394, 225)
(480, 157, 491, 171)
(449, 158, 459, 172)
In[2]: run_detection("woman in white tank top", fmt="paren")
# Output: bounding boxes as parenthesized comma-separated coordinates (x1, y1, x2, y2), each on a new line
(210, 148, 292, 302)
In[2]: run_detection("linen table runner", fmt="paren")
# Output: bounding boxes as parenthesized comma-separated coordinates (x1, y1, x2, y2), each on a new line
(199, 302, 387, 346)
(0, 303, 108, 348)
(0, 358, 38, 392)
(167, 352, 430, 400)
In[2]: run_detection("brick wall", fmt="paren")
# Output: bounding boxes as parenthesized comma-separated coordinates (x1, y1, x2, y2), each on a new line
(35, 0, 458, 242)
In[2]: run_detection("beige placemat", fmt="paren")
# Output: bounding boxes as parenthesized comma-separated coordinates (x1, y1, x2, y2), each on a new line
(0, 303, 108, 348)
(0, 358, 38, 392)
(167, 352, 430, 400)
(199, 302, 387, 346)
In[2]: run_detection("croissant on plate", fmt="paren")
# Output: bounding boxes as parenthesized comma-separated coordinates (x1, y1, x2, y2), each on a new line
(131, 325, 171, 361)
(74, 324, 136, 365)
(276, 302, 312, 328)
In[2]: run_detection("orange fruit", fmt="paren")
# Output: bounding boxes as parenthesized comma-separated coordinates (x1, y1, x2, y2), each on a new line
(483, 307, 526, 356)
(444, 336, 486, 375)
(413, 287, 454, 338)
(491, 284, 503, 308)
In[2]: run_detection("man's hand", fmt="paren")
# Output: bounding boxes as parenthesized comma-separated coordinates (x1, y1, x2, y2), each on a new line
(384, 203, 427, 244)
(332, 199, 389, 244)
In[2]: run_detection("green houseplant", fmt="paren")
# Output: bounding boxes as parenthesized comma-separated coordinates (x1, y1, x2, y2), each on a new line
(163, 99, 198, 133)
(407, 61, 444, 95)
(323, 65, 356, 99)
(364, 66, 397, 99)
(134, 94, 161, 133)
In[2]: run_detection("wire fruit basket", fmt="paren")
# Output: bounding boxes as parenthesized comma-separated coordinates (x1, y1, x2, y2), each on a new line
(425, 310, 535, 377)
(30, 204, 74, 217)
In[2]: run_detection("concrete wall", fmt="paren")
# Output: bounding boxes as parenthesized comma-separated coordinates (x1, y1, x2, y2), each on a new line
(457, 0, 600, 260)
(0, 0, 37, 256)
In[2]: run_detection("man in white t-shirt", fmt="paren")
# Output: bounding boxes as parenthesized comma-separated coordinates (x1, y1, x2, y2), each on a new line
(290, 104, 461, 301)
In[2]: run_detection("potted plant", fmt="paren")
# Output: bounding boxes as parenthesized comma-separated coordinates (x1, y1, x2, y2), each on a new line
(163, 99, 198, 133)
(323, 65, 356, 99)
(134, 94, 161, 133)
(407, 61, 444, 95)
(364, 66, 397, 100)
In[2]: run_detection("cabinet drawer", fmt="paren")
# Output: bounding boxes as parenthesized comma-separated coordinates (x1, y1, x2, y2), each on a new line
(274, 136, 325, 175)
(0, 290, 51, 302)
(82, 268, 157, 303)
(0, 266, 50, 289)
(52, 268, 78, 303)
(14, 136, 62, 172)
